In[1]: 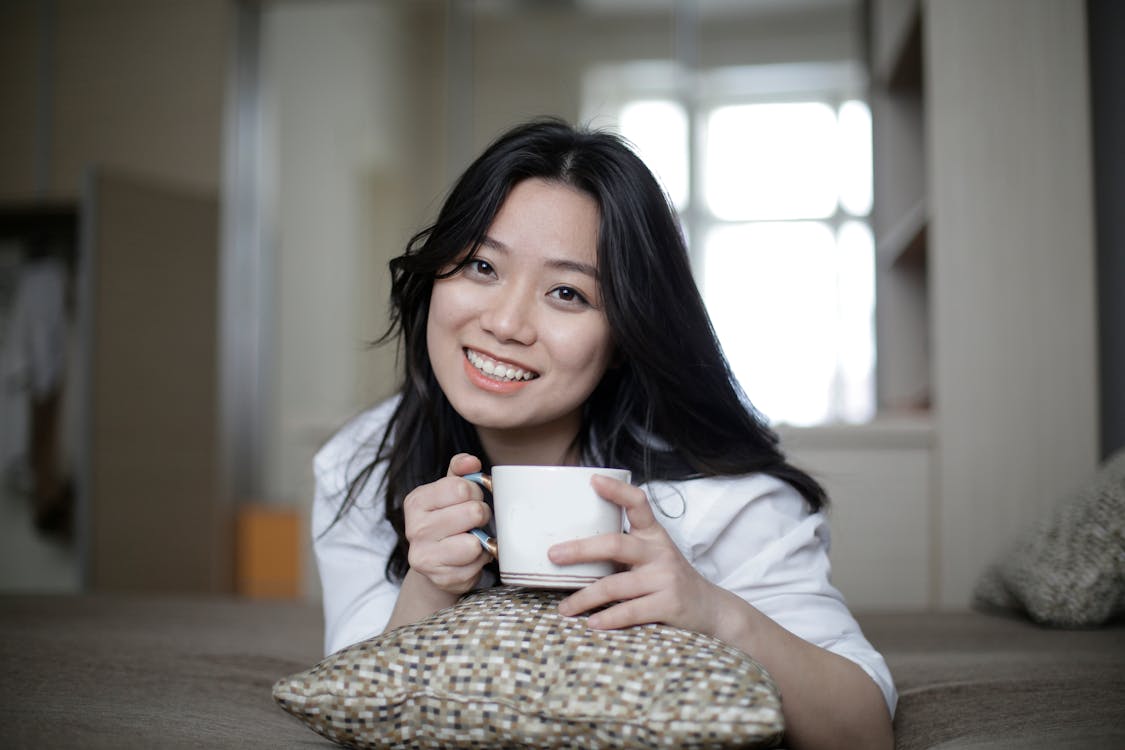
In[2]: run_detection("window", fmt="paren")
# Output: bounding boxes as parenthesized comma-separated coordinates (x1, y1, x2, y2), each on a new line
(585, 63, 875, 426)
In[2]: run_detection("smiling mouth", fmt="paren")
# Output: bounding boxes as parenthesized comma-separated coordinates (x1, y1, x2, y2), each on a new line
(464, 348, 539, 382)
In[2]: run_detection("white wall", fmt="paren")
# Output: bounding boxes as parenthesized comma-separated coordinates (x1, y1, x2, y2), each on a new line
(467, 2, 860, 154)
(781, 420, 934, 610)
(259, 1, 444, 597)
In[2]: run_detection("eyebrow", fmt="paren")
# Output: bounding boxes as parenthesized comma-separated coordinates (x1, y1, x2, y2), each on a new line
(479, 235, 599, 279)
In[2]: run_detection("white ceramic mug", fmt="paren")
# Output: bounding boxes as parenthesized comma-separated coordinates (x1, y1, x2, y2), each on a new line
(463, 465, 630, 589)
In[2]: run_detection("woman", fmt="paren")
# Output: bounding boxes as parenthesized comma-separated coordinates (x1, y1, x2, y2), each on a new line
(314, 117, 895, 749)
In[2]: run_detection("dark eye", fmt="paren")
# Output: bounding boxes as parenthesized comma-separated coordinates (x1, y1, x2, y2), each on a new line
(466, 258, 495, 277)
(549, 286, 589, 306)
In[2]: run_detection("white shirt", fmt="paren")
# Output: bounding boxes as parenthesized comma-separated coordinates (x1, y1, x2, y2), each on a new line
(313, 397, 898, 717)
(6, 258, 68, 397)
(0, 257, 69, 475)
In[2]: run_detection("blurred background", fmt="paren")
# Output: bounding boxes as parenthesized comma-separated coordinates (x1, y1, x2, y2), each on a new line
(0, 0, 1119, 613)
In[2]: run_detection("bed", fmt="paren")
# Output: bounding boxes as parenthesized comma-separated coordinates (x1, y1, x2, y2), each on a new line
(1, 593, 1122, 749)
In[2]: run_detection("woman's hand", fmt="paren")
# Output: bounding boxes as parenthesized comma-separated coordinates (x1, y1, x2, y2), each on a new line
(401, 453, 493, 596)
(548, 474, 729, 637)
(550, 476, 894, 749)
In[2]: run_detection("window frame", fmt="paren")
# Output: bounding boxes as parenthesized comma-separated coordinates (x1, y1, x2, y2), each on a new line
(582, 61, 876, 425)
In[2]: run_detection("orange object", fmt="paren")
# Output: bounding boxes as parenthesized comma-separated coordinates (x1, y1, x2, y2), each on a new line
(235, 505, 301, 598)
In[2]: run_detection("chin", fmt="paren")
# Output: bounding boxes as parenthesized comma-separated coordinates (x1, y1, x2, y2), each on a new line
(446, 395, 548, 435)
(444, 391, 513, 427)
(455, 405, 529, 432)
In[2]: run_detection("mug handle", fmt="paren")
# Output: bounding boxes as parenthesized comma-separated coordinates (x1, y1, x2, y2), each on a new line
(462, 472, 497, 558)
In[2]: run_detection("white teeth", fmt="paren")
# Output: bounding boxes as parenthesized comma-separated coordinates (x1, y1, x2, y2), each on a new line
(466, 349, 537, 382)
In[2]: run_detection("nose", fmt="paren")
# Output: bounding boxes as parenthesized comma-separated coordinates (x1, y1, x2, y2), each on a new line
(479, 288, 537, 345)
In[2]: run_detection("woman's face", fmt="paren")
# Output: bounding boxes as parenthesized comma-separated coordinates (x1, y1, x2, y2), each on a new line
(426, 178, 615, 454)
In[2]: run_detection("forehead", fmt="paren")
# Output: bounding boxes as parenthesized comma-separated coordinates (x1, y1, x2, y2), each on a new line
(487, 178, 600, 267)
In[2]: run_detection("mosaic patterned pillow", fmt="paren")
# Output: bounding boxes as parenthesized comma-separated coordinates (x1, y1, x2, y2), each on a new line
(274, 586, 784, 749)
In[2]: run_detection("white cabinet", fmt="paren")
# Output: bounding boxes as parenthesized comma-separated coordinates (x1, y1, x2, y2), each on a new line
(781, 421, 933, 610)
(865, 0, 1099, 608)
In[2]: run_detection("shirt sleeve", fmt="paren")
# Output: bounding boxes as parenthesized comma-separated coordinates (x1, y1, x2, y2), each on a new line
(653, 475, 898, 718)
(312, 404, 402, 656)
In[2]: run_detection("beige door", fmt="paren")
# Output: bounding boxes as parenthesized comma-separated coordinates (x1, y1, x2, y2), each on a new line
(83, 168, 229, 593)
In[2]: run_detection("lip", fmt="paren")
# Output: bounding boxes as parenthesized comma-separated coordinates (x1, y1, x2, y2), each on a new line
(462, 350, 536, 394)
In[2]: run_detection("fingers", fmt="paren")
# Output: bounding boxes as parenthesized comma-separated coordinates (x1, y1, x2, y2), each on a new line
(419, 499, 491, 538)
(405, 491, 491, 549)
(406, 457, 485, 514)
(406, 504, 492, 595)
(548, 530, 646, 567)
(411, 540, 492, 593)
(558, 566, 718, 634)
(548, 479, 664, 567)
(558, 573, 683, 630)
(591, 475, 658, 532)
(409, 529, 490, 571)
(549, 485, 721, 635)
(584, 597, 659, 630)
(556, 570, 650, 618)
(401, 453, 494, 596)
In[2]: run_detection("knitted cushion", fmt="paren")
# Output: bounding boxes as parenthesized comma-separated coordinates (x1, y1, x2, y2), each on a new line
(973, 449, 1125, 627)
(274, 586, 784, 749)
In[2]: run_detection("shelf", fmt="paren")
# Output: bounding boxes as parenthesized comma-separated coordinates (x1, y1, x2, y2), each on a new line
(877, 197, 928, 269)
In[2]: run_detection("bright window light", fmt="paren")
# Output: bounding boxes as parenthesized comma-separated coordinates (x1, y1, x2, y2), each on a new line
(703, 219, 875, 426)
(619, 100, 689, 210)
(834, 220, 876, 422)
(705, 103, 838, 221)
(838, 100, 873, 217)
(584, 66, 877, 427)
(703, 222, 839, 426)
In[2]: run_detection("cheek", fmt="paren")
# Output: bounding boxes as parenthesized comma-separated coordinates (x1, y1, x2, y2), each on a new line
(425, 287, 461, 367)
(551, 322, 615, 377)
(427, 284, 468, 338)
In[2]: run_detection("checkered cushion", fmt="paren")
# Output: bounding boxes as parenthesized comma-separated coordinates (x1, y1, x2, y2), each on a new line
(973, 448, 1125, 627)
(273, 586, 784, 749)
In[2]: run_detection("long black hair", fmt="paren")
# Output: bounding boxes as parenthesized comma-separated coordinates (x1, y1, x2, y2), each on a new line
(331, 117, 825, 583)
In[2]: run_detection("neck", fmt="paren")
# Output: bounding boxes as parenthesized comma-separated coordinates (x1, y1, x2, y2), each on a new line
(476, 417, 583, 467)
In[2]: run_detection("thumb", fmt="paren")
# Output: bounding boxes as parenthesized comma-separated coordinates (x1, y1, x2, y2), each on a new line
(446, 453, 482, 478)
